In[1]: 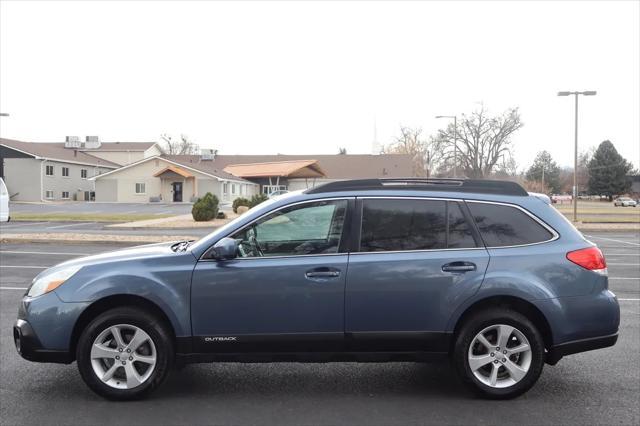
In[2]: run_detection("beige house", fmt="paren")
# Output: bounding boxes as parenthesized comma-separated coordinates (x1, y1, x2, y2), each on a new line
(93, 156, 258, 203)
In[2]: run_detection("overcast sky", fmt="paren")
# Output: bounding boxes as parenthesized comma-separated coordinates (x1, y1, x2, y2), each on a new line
(1, 0, 638, 169)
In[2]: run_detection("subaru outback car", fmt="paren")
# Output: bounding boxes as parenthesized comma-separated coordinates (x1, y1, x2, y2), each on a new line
(14, 178, 619, 400)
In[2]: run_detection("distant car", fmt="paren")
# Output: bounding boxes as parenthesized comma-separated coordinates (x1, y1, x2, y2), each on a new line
(268, 189, 289, 198)
(0, 177, 9, 222)
(613, 197, 637, 207)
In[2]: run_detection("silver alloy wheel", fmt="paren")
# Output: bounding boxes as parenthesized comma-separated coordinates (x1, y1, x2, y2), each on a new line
(467, 324, 532, 388)
(90, 324, 157, 390)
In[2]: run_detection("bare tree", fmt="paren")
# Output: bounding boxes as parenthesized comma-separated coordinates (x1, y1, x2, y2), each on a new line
(384, 127, 443, 177)
(338, 147, 347, 155)
(160, 133, 200, 155)
(432, 105, 523, 178)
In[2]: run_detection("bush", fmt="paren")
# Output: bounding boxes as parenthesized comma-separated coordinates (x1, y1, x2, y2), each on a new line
(232, 197, 251, 213)
(249, 193, 269, 208)
(191, 192, 219, 222)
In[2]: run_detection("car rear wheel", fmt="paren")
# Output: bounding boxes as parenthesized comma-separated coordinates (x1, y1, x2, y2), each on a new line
(453, 308, 545, 399)
(76, 307, 174, 400)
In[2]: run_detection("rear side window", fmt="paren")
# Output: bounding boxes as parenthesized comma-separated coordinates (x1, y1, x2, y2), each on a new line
(360, 199, 476, 252)
(467, 202, 554, 247)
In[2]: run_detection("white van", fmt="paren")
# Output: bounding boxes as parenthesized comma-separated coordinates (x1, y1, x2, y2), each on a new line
(0, 177, 9, 222)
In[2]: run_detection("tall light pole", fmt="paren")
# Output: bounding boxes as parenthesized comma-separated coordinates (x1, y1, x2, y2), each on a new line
(557, 91, 596, 222)
(435, 115, 457, 177)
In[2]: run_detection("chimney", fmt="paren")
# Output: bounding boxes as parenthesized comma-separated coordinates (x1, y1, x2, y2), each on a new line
(64, 136, 82, 149)
(201, 148, 217, 161)
(84, 136, 101, 149)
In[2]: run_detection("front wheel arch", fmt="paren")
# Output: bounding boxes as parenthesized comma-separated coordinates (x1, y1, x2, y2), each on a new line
(69, 294, 176, 362)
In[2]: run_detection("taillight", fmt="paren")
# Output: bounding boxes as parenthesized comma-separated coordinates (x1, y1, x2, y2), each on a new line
(567, 246, 607, 274)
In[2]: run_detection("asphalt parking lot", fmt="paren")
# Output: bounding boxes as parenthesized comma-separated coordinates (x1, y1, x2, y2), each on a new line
(0, 233, 638, 425)
(0, 220, 212, 237)
(9, 202, 194, 215)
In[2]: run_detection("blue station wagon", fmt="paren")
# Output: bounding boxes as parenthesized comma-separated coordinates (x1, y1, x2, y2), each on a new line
(14, 178, 620, 400)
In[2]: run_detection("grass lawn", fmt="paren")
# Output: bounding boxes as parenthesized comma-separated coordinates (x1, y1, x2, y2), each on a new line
(553, 201, 639, 223)
(10, 213, 174, 222)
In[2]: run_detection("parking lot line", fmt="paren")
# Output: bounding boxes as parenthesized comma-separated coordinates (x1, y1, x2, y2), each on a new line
(586, 235, 640, 247)
(0, 221, 49, 229)
(607, 263, 640, 266)
(47, 222, 96, 229)
(609, 277, 640, 280)
(0, 287, 27, 290)
(0, 265, 48, 269)
(0, 250, 85, 256)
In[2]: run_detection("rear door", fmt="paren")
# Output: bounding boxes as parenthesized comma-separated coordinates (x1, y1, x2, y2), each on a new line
(345, 197, 489, 352)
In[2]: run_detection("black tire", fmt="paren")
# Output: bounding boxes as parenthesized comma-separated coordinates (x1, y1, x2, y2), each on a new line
(453, 308, 545, 399)
(76, 307, 174, 400)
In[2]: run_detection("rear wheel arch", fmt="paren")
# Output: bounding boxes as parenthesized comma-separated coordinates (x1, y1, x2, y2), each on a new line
(69, 294, 176, 361)
(451, 296, 553, 352)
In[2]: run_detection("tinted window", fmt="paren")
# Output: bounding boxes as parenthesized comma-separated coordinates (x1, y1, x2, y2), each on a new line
(448, 202, 476, 249)
(468, 202, 553, 247)
(231, 200, 347, 257)
(360, 199, 447, 251)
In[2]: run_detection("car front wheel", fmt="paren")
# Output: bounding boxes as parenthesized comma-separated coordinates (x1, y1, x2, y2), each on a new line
(453, 309, 545, 399)
(76, 307, 174, 400)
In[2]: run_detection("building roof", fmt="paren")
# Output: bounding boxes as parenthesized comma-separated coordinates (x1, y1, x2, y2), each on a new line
(223, 160, 326, 178)
(153, 165, 194, 178)
(162, 155, 253, 182)
(79, 142, 158, 152)
(169, 154, 414, 180)
(0, 138, 121, 168)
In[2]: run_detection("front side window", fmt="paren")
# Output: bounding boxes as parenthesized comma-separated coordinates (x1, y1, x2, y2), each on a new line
(81, 169, 88, 179)
(62, 167, 69, 177)
(62, 191, 70, 199)
(45, 165, 54, 176)
(230, 200, 348, 258)
(360, 199, 447, 252)
(468, 202, 554, 247)
(135, 183, 146, 194)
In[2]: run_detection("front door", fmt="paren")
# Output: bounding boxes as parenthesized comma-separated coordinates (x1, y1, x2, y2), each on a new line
(191, 198, 353, 353)
(172, 182, 183, 202)
(345, 198, 489, 352)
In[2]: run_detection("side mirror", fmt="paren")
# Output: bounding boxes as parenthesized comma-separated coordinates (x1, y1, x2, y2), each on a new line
(211, 237, 238, 260)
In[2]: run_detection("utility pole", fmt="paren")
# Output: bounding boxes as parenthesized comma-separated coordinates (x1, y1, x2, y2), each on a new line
(557, 91, 596, 222)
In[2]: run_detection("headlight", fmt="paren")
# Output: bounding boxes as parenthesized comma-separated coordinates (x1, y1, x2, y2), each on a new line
(28, 266, 82, 297)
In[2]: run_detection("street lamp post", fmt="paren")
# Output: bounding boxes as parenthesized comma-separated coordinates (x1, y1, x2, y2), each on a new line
(435, 115, 457, 178)
(557, 91, 596, 222)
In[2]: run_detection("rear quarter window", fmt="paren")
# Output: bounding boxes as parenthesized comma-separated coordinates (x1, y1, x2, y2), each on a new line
(467, 202, 554, 247)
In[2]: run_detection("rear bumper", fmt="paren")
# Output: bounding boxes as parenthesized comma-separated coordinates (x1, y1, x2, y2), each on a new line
(13, 319, 72, 364)
(546, 332, 618, 365)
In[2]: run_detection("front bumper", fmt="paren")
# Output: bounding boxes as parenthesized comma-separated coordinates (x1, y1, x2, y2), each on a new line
(546, 332, 618, 365)
(13, 319, 72, 364)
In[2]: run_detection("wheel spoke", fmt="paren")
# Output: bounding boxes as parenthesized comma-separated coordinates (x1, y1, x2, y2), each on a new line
(476, 333, 493, 350)
(110, 326, 126, 347)
(126, 329, 147, 352)
(91, 343, 119, 360)
(468, 354, 494, 371)
(489, 363, 499, 386)
(504, 359, 528, 382)
(101, 363, 119, 382)
(509, 343, 530, 354)
(496, 325, 514, 349)
(133, 354, 156, 365)
(124, 363, 143, 388)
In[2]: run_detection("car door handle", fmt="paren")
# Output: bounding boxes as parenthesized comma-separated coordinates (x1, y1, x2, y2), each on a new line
(305, 268, 341, 279)
(442, 262, 476, 273)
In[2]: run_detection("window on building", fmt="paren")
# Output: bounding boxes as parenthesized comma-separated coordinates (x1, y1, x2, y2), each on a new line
(45, 165, 54, 176)
(45, 190, 54, 199)
(62, 191, 70, 199)
(223, 182, 229, 194)
(468, 202, 554, 247)
(62, 167, 69, 177)
(135, 183, 146, 194)
(231, 184, 236, 195)
(81, 169, 88, 179)
(262, 185, 287, 195)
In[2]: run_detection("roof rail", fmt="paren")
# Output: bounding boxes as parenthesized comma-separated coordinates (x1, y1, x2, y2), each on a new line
(305, 178, 529, 196)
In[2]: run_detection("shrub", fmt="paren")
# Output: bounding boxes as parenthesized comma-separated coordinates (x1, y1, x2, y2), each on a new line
(232, 197, 251, 213)
(249, 193, 269, 208)
(191, 192, 219, 222)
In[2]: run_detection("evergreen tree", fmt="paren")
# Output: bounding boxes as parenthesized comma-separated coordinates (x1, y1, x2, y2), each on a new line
(525, 151, 561, 193)
(587, 140, 633, 200)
